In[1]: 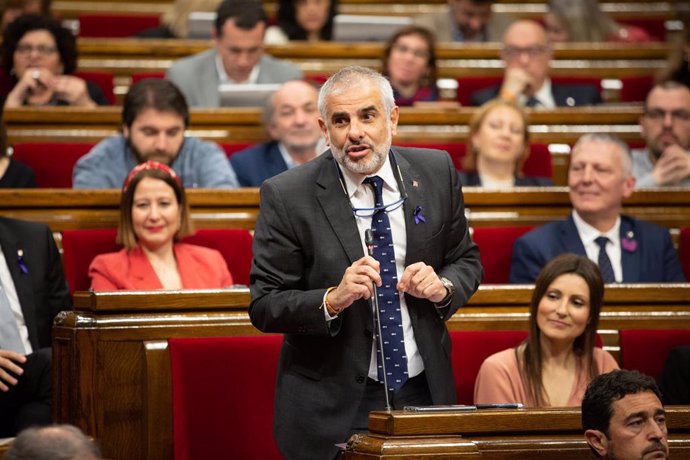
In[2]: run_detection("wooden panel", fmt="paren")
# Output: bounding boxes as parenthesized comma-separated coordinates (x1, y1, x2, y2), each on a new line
(53, 286, 690, 459)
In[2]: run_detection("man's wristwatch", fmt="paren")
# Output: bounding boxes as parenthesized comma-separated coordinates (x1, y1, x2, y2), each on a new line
(437, 277, 455, 305)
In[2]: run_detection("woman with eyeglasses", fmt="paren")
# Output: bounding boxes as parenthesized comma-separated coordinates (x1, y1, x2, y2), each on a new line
(460, 99, 552, 187)
(1, 14, 109, 108)
(474, 254, 618, 407)
(382, 26, 439, 107)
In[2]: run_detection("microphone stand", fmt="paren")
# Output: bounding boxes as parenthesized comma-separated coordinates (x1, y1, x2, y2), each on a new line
(365, 229, 392, 411)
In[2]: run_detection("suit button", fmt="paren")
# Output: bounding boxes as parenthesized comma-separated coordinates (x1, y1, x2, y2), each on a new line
(356, 374, 365, 384)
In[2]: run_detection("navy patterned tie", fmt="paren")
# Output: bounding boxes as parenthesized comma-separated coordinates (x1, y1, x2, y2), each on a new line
(595, 236, 616, 283)
(363, 176, 408, 391)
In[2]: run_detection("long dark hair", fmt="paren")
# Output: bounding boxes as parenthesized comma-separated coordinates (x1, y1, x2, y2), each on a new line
(277, 0, 337, 41)
(382, 25, 438, 92)
(521, 253, 604, 406)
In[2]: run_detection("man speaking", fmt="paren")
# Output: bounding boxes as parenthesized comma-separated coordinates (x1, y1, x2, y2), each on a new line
(249, 66, 482, 459)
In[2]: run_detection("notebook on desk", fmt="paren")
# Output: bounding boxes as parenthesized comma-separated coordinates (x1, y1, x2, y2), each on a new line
(218, 83, 281, 107)
(187, 11, 215, 39)
(332, 14, 412, 42)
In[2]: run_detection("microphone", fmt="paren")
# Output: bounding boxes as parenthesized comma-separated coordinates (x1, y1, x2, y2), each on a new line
(364, 228, 391, 410)
(365, 229, 374, 256)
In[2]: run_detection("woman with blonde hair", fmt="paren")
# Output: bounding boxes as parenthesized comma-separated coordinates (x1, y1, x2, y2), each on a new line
(474, 254, 619, 407)
(460, 99, 552, 187)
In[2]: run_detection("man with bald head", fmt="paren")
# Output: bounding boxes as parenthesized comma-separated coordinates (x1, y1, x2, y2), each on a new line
(471, 20, 602, 107)
(633, 81, 690, 187)
(230, 80, 324, 186)
(510, 133, 684, 283)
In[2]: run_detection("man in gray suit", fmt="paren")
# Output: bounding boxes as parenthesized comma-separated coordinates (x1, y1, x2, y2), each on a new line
(250, 66, 482, 459)
(166, 0, 303, 107)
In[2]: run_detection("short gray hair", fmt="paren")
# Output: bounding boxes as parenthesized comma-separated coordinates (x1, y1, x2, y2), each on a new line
(571, 133, 632, 177)
(5, 425, 102, 460)
(317, 66, 395, 123)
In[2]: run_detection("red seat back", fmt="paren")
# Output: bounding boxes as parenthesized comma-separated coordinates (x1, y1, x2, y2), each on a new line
(73, 70, 115, 105)
(78, 13, 161, 38)
(472, 226, 533, 284)
(620, 75, 655, 103)
(620, 329, 690, 379)
(61, 228, 253, 293)
(169, 335, 283, 460)
(219, 142, 254, 158)
(398, 142, 552, 179)
(679, 228, 690, 281)
(456, 76, 503, 106)
(450, 330, 528, 404)
(11, 142, 94, 187)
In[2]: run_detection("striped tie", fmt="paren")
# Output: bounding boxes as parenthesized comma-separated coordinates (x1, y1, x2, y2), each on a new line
(595, 236, 616, 283)
(363, 176, 408, 391)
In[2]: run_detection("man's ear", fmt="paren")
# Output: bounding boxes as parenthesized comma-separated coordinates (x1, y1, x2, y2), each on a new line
(318, 118, 330, 146)
(122, 124, 130, 139)
(584, 429, 609, 457)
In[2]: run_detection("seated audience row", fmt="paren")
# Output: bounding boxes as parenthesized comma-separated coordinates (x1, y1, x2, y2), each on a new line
(1, 14, 109, 108)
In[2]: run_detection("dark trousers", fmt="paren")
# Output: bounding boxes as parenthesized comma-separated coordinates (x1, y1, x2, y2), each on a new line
(349, 371, 433, 434)
(0, 347, 52, 437)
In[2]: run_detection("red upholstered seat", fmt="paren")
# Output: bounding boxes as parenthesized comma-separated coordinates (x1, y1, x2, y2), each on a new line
(169, 335, 283, 460)
(219, 142, 254, 158)
(61, 228, 253, 293)
(450, 330, 528, 404)
(78, 13, 161, 38)
(472, 226, 533, 284)
(620, 329, 690, 379)
(73, 70, 115, 105)
(398, 142, 553, 179)
(130, 72, 166, 86)
(10, 142, 94, 187)
(677, 228, 690, 281)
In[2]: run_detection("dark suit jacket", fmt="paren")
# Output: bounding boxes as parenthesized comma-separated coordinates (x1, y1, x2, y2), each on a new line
(458, 171, 553, 187)
(659, 345, 690, 405)
(470, 83, 603, 107)
(509, 214, 686, 283)
(0, 217, 71, 350)
(229, 141, 289, 187)
(249, 147, 482, 459)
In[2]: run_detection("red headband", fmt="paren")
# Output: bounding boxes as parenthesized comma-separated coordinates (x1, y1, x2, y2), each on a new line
(122, 161, 182, 193)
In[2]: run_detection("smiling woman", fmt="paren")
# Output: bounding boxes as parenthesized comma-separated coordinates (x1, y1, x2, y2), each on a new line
(88, 161, 234, 291)
(474, 254, 619, 407)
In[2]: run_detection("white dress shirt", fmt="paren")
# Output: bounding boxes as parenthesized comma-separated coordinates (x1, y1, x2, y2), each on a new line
(572, 211, 623, 282)
(518, 78, 556, 109)
(0, 248, 31, 353)
(332, 155, 424, 380)
(215, 54, 260, 84)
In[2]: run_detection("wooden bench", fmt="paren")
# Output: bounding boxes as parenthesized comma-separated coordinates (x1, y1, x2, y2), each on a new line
(344, 407, 690, 458)
(52, 285, 690, 459)
(0, 188, 689, 234)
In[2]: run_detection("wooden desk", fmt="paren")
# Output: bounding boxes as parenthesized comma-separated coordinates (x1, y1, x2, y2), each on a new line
(343, 407, 690, 458)
(1, 188, 689, 234)
(53, 285, 690, 459)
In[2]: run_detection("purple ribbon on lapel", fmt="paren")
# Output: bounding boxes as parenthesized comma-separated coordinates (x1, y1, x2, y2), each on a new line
(621, 231, 637, 253)
(17, 249, 28, 274)
(413, 206, 426, 224)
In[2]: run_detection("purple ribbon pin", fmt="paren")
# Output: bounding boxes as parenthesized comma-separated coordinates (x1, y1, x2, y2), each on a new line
(17, 249, 28, 274)
(621, 231, 637, 253)
(414, 206, 426, 224)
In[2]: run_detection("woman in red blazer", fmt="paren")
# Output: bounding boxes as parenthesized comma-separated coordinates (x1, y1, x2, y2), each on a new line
(89, 161, 233, 290)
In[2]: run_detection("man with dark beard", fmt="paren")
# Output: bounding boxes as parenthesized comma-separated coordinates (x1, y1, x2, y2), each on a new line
(632, 81, 690, 187)
(249, 66, 482, 460)
(72, 79, 239, 188)
(230, 80, 324, 186)
(583, 370, 669, 460)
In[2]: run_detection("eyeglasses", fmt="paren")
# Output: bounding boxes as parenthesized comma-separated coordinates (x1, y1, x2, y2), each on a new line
(352, 195, 407, 218)
(644, 108, 690, 123)
(501, 45, 549, 61)
(392, 44, 430, 60)
(15, 44, 57, 56)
